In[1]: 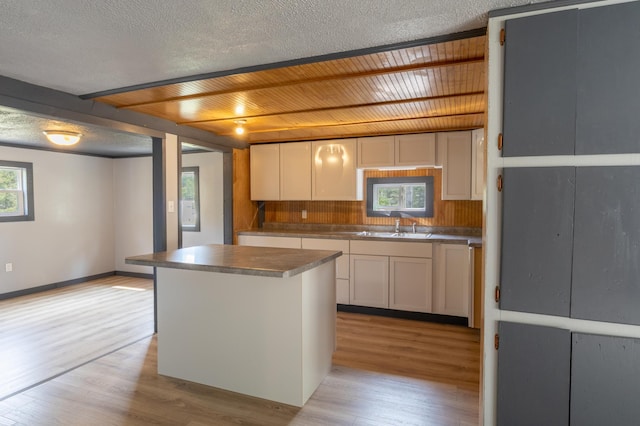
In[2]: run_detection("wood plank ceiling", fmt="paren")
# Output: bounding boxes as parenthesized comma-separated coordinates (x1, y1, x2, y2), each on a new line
(93, 35, 486, 145)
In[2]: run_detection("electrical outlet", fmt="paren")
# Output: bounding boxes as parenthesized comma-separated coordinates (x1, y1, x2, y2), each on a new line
(301, 209, 307, 219)
(168, 201, 175, 213)
(5, 263, 12, 272)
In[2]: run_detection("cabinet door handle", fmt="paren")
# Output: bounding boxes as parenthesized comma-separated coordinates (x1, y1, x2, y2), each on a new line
(497, 175, 503, 192)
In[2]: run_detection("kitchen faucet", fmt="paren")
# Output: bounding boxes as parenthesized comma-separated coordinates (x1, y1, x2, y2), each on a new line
(395, 218, 400, 233)
(412, 222, 417, 233)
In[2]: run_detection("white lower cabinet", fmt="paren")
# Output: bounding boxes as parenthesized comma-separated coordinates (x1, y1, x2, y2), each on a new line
(433, 243, 471, 317)
(389, 256, 433, 313)
(237, 235, 302, 248)
(301, 238, 350, 304)
(238, 234, 472, 321)
(350, 240, 433, 310)
(350, 254, 389, 308)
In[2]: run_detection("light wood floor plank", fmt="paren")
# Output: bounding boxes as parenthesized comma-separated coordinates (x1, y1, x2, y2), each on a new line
(0, 277, 480, 425)
(0, 276, 154, 400)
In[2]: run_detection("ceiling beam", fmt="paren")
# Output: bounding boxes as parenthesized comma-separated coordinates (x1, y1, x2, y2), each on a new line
(217, 112, 485, 136)
(178, 91, 486, 125)
(0, 76, 248, 152)
(115, 57, 485, 110)
(249, 125, 484, 144)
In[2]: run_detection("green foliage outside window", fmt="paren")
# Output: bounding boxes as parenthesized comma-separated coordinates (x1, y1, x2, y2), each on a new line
(374, 183, 425, 211)
(181, 172, 195, 201)
(0, 168, 20, 214)
(376, 187, 400, 207)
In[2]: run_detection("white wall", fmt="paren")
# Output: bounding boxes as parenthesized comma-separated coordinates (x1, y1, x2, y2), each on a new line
(113, 156, 153, 275)
(181, 151, 224, 247)
(0, 146, 115, 294)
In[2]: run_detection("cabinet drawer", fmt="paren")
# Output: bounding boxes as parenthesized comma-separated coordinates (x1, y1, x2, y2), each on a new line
(301, 238, 349, 279)
(350, 240, 432, 258)
(301, 238, 349, 253)
(237, 235, 302, 249)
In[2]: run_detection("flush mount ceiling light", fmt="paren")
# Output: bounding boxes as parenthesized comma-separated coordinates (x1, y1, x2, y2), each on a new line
(234, 120, 247, 136)
(43, 131, 82, 146)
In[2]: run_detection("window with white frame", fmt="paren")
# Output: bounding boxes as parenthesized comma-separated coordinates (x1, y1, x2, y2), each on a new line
(0, 160, 34, 222)
(181, 167, 200, 232)
(366, 176, 434, 218)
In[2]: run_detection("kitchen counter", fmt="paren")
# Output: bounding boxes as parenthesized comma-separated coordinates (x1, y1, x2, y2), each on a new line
(125, 244, 337, 407)
(126, 243, 341, 278)
(238, 227, 482, 247)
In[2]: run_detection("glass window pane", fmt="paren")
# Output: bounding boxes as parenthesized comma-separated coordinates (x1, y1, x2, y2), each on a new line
(0, 192, 19, 214)
(375, 185, 401, 209)
(181, 172, 195, 201)
(0, 161, 33, 222)
(0, 168, 20, 190)
(366, 176, 433, 218)
(181, 167, 200, 231)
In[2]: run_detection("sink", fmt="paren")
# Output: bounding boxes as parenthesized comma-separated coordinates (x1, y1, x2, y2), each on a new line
(354, 231, 432, 239)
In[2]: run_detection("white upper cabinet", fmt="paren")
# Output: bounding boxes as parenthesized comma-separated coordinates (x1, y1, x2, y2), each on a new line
(395, 133, 437, 167)
(357, 133, 436, 168)
(471, 128, 485, 200)
(250, 144, 280, 201)
(357, 136, 395, 168)
(280, 142, 311, 200)
(250, 142, 311, 201)
(437, 131, 472, 200)
(312, 139, 363, 201)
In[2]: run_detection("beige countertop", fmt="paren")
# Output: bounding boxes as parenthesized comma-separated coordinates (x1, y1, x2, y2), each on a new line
(125, 244, 341, 278)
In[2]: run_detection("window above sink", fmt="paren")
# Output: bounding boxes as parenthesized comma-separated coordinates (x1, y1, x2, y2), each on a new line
(366, 176, 434, 218)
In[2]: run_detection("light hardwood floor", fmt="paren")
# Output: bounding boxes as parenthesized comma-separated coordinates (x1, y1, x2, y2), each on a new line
(0, 276, 154, 401)
(0, 277, 480, 425)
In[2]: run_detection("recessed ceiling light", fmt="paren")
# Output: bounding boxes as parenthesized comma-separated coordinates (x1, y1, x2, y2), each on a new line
(234, 120, 247, 136)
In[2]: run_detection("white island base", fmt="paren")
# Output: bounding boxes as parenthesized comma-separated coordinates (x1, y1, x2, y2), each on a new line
(156, 261, 336, 407)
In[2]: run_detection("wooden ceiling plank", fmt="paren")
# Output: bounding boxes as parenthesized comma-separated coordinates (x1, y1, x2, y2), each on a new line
(176, 91, 484, 125)
(115, 56, 485, 109)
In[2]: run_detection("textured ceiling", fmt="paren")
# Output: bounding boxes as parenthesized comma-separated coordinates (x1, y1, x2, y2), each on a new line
(0, 0, 552, 156)
(0, 0, 550, 96)
(0, 109, 153, 157)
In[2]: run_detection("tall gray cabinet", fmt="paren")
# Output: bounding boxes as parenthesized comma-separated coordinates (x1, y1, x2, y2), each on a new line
(487, 1, 640, 425)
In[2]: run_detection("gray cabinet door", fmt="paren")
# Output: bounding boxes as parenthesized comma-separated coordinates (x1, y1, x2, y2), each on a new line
(501, 167, 574, 316)
(497, 322, 570, 426)
(571, 333, 640, 426)
(572, 166, 640, 325)
(502, 9, 577, 157)
(576, 2, 640, 154)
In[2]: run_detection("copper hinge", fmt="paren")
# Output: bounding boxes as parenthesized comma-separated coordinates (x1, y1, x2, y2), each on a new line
(498, 133, 503, 151)
(494, 334, 500, 350)
(495, 286, 501, 303)
(497, 174, 503, 192)
(500, 28, 506, 46)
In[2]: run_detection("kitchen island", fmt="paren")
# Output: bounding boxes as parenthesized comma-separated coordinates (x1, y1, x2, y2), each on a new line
(126, 244, 340, 407)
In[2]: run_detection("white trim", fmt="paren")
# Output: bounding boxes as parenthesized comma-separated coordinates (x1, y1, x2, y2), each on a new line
(499, 310, 640, 339)
(502, 153, 640, 168)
